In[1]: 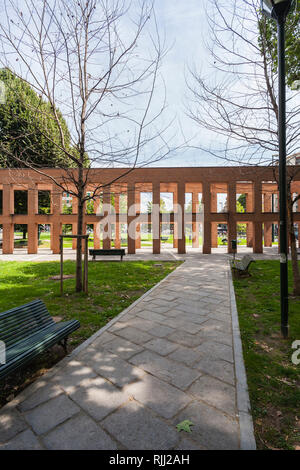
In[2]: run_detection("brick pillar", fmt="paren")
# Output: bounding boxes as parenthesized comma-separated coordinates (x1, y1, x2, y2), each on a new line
(93, 197, 101, 249)
(93, 223, 101, 249)
(192, 192, 199, 248)
(263, 192, 272, 247)
(135, 191, 141, 249)
(173, 191, 178, 248)
(152, 183, 161, 254)
(52, 222, 62, 254)
(211, 191, 217, 212)
(264, 223, 272, 247)
(127, 184, 136, 254)
(177, 182, 185, 254)
(114, 194, 121, 249)
(72, 223, 78, 250)
(211, 222, 218, 248)
(253, 180, 263, 253)
(246, 223, 253, 247)
(51, 186, 62, 254)
(246, 192, 253, 247)
(103, 187, 111, 250)
(202, 182, 211, 254)
(264, 192, 272, 213)
(2, 223, 14, 254)
(28, 185, 38, 214)
(2, 184, 14, 253)
(228, 182, 237, 253)
(254, 222, 263, 253)
(27, 185, 38, 254)
(27, 223, 38, 254)
(94, 195, 101, 215)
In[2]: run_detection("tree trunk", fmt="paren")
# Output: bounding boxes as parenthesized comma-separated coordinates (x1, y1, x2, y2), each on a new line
(76, 167, 84, 292)
(287, 193, 300, 296)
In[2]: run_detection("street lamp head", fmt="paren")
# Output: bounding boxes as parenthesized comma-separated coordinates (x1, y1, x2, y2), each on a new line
(261, 0, 295, 20)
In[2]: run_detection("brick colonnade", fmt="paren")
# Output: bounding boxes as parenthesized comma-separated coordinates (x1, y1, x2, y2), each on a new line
(0, 167, 299, 255)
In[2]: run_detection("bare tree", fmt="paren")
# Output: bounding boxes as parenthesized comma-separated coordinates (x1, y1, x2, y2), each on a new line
(186, 0, 300, 294)
(0, 0, 174, 291)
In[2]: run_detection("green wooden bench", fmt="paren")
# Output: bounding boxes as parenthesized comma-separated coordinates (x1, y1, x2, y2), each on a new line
(230, 254, 255, 276)
(89, 248, 125, 261)
(0, 299, 80, 380)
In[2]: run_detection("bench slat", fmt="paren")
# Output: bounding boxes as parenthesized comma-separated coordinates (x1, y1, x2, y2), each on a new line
(3, 319, 56, 350)
(6, 321, 79, 361)
(0, 300, 80, 380)
(0, 308, 51, 329)
(0, 300, 55, 347)
(0, 320, 80, 379)
(0, 299, 45, 319)
(231, 254, 254, 273)
(89, 249, 125, 254)
(89, 248, 125, 260)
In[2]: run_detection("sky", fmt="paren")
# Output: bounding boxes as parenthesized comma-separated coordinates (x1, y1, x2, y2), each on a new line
(152, 0, 215, 167)
(0, 0, 274, 168)
(0, 0, 217, 167)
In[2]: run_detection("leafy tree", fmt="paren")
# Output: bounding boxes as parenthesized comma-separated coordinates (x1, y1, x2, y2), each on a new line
(0, 70, 78, 239)
(38, 191, 51, 215)
(237, 194, 246, 211)
(236, 199, 246, 235)
(0, 68, 74, 168)
(258, 2, 300, 89)
(147, 199, 168, 213)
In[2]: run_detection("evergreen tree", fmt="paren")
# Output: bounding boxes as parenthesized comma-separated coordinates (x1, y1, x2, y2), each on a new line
(258, 2, 300, 89)
(0, 68, 73, 168)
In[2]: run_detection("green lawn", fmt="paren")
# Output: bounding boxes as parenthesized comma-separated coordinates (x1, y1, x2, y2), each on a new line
(233, 260, 300, 450)
(0, 259, 181, 407)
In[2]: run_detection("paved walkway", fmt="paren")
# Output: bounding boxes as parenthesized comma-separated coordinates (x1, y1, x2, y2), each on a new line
(0, 257, 255, 450)
(0, 245, 281, 262)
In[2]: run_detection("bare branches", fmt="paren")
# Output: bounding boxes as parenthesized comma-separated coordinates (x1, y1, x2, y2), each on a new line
(0, 0, 177, 291)
(186, 0, 299, 165)
(0, 0, 173, 174)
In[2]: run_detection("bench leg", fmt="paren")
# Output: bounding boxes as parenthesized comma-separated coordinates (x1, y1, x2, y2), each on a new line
(59, 337, 68, 354)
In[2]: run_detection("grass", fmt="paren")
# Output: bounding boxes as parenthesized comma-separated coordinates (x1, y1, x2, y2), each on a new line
(0, 259, 181, 407)
(233, 260, 300, 450)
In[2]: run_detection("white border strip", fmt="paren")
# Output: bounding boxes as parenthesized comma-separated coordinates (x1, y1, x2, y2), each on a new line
(228, 262, 256, 450)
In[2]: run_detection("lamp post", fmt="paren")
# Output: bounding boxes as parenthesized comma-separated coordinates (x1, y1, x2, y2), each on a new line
(261, 0, 295, 338)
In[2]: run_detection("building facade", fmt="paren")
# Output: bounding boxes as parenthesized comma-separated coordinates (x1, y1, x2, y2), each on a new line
(0, 166, 299, 255)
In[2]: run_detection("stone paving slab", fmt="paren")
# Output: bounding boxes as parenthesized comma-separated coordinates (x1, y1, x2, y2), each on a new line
(67, 376, 130, 421)
(44, 413, 117, 450)
(1, 429, 43, 450)
(173, 401, 239, 450)
(0, 255, 255, 450)
(101, 400, 180, 450)
(24, 394, 80, 435)
(124, 373, 192, 419)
